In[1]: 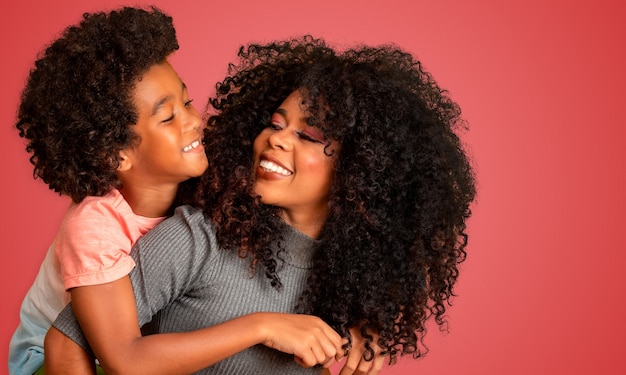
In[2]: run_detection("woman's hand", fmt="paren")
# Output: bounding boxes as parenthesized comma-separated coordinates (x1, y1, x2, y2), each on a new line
(337, 326, 385, 375)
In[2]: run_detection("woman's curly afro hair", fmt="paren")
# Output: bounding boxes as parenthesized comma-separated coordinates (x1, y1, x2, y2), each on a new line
(16, 6, 179, 202)
(193, 35, 476, 364)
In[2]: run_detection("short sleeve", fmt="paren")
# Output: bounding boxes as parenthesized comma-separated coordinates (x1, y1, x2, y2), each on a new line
(56, 195, 136, 289)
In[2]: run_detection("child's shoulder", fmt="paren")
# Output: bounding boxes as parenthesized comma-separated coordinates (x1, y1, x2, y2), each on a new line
(59, 189, 130, 231)
(67, 189, 127, 216)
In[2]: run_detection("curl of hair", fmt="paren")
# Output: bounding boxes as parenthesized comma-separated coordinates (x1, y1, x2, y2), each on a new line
(193, 35, 476, 363)
(16, 6, 178, 202)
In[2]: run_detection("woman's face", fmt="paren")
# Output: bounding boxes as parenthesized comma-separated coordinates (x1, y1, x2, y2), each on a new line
(252, 90, 337, 237)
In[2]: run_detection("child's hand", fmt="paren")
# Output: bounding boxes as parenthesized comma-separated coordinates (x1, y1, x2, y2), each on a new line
(258, 313, 344, 368)
(337, 326, 385, 375)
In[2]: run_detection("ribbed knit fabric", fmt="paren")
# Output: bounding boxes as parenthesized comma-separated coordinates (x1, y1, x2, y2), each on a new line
(53, 205, 323, 374)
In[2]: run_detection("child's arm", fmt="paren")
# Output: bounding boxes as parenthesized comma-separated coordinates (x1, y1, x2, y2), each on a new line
(47, 275, 343, 375)
(48, 207, 343, 374)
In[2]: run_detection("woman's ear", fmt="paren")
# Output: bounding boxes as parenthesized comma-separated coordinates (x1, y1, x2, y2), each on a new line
(117, 150, 132, 171)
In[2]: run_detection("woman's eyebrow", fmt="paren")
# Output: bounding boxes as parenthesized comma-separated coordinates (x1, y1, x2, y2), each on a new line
(274, 107, 308, 123)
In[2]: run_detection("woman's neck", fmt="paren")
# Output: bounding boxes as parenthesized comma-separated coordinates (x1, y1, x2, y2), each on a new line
(278, 209, 327, 239)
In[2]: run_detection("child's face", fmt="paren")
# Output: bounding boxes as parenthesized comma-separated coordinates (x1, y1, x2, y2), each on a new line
(252, 90, 337, 234)
(121, 61, 208, 187)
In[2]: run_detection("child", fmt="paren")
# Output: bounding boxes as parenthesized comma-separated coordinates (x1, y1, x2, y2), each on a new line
(8, 6, 208, 375)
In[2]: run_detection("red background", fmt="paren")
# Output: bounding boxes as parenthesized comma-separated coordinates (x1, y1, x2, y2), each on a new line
(2, 0, 624, 374)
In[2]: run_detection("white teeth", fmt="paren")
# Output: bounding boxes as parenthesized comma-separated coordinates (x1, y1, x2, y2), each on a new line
(183, 140, 201, 152)
(260, 160, 293, 176)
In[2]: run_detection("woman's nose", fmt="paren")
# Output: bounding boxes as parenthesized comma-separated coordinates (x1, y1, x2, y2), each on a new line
(268, 129, 292, 151)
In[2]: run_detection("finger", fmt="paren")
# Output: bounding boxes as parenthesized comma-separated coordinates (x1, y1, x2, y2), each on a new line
(325, 325, 343, 346)
(294, 355, 304, 367)
(320, 324, 344, 358)
(323, 357, 337, 369)
(336, 338, 350, 361)
(338, 349, 364, 375)
(295, 351, 316, 368)
(356, 357, 373, 374)
(317, 340, 341, 368)
(318, 334, 341, 362)
(367, 353, 385, 375)
(360, 342, 386, 375)
(310, 342, 329, 366)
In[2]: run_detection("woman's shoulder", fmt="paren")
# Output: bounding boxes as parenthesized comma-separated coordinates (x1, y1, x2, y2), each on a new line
(132, 205, 220, 269)
(165, 205, 214, 229)
(172, 204, 206, 220)
(140, 205, 217, 248)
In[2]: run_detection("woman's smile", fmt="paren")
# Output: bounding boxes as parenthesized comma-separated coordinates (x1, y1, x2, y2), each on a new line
(252, 89, 337, 237)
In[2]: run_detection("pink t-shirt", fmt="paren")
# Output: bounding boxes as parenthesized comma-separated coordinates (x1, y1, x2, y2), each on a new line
(55, 189, 165, 289)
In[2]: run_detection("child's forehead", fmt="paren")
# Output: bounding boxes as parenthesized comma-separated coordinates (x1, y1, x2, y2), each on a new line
(131, 62, 184, 111)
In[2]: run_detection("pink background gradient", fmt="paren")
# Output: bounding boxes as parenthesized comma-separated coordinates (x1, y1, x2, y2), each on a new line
(2, 0, 624, 374)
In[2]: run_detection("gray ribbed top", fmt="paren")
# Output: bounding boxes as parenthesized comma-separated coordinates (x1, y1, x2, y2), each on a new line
(53, 205, 323, 374)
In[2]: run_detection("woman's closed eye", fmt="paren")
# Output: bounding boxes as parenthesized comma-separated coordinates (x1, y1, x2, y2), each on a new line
(297, 127, 327, 144)
(267, 122, 283, 130)
(296, 130, 325, 144)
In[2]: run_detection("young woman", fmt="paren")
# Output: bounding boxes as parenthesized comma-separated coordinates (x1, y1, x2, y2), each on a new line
(47, 35, 476, 375)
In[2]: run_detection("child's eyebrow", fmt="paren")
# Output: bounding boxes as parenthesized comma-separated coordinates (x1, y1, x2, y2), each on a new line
(151, 94, 173, 115)
(151, 82, 187, 115)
